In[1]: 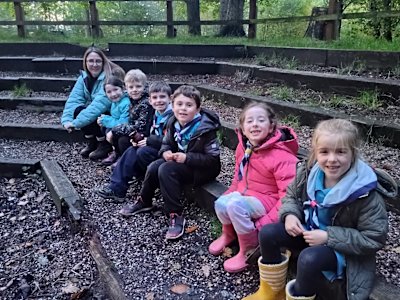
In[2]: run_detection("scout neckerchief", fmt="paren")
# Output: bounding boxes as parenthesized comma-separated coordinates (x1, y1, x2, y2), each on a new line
(238, 140, 255, 181)
(150, 105, 172, 136)
(174, 113, 201, 152)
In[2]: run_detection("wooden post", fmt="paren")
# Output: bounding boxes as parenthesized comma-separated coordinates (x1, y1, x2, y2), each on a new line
(248, 0, 257, 39)
(324, 0, 337, 40)
(166, 0, 174, 38)
(13, 1, 25, 38)
(89, 1, 100, 38)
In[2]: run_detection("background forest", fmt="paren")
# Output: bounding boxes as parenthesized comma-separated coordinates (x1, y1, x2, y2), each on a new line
(0, 0, 399, 49)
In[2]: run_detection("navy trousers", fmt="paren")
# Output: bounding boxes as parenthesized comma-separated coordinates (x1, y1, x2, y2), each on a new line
(140, 159, 195, 215)
(109, 145, 159, 196)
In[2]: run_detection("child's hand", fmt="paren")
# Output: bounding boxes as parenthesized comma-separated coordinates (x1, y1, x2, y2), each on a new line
(303, 230, 328, 246)
(163, 150, 174, 161)
(137, 138, 147, 147)
(97, 116, 103, 126)
(130, 140, 138, 147)
(63, 122, 74, 133)
(284, 214, 304, 237)
(173, 153, 186, 163)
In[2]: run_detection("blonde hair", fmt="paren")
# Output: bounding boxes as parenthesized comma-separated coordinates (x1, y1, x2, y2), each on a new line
(308, 119, 360, 168)
(124, 69, 147, 84)
(82, 46, 125, 80)
(239, 102, 277, 136)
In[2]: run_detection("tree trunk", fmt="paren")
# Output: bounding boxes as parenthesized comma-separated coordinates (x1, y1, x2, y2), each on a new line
(186, 0, 201, 35)
(218, 0, 245, 37)
(369, 0, 381, 38)
(383, 0, 392, 41)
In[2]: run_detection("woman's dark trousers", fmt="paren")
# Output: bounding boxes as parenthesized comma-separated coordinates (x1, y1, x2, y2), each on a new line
(74, 106, 103, 138)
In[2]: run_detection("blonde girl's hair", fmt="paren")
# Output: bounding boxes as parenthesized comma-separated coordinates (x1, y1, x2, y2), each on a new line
(238, 102, 277, 137)
(172, 85, 201, 108)
(124, 69, 147, 84)
(308, 119, 360, 168)
(82, 46, 125, 80)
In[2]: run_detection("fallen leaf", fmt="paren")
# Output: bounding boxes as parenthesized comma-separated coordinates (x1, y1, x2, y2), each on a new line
(53, 220, 61, 227)
(202, 265, 211, 278)
(18, 215, 27, 221)
(35, 193, 46, 203)
(17, 200, 29, 206)
(170, 283, 190, 295)
(392, 246, 400, 254)
(9, 216, 17, 222)
(0, 279, 14, 292)
(28, 191, 36, 198)
(185, 225, 199, 234)
(96, 169, 104, 176)
(8, 178, 16, 184)
(24, 242, 33, 248)
(222, 247, 233, 258)
(38, 248, 48, 254)
(145, 292, 155, 300)
(61, 282, 79, 294)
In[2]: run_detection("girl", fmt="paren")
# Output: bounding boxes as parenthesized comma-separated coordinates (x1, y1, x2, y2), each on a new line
(209, 102, 298, 273)
(61, 46, 125, 160)
(97, 76, 130, 165)
(243, 119, 391, 300)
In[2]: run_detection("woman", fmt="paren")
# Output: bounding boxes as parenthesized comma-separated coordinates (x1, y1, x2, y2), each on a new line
(61, 46, 125, 160)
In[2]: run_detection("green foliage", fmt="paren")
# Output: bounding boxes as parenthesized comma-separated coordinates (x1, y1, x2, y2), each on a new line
(328, 95, 349, 108)
(356, 90, 382, 110)
(216, 130, 224, 145)
(280, 114, 300, 129)
(337, 60, 367, 76)
(255, 53, 298, 69)
(233, 70, 251, 83)
(12, 84, 31, 97)
(270, 86, 295, 101)
(209, 214, 222, 239)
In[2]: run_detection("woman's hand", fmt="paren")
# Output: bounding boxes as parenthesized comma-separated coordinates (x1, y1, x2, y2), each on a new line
(63, 122, 75, 133)
(303, 230, 328, 246)
(137, 138, 147, 148)
(162, 150, 174, 161)
(173, 153, 186, 163)
(284, 214, 304, 237)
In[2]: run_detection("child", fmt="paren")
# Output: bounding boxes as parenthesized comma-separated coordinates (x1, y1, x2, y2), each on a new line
(95, 81, 174, 202)
(243, 119, 392, 300)
(119, 85, 221, 241)
(102, 69, 153, 165)
(209, 102, 299, 273)
(97, 76, 130, 158)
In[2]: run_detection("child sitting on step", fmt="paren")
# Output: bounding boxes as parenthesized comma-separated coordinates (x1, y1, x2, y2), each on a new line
(208, 102, 299, 273)
(95, 81, 174, 203)
(102, 69, 153, 166)
(243, 119, 393, 300)
(97, 76, 130, 152)
(119, 85, 221, 241)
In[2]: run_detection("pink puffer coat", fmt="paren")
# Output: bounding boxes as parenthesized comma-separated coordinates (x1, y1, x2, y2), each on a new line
(224, 126, 298, 230)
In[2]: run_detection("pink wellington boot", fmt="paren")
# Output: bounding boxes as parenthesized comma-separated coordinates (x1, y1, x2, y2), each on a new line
(223, 229, 258, 273)
(209, 224, 237, 256)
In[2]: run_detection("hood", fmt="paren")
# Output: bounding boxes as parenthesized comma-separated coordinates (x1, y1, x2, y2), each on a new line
(237, 126, 299, 156)
(374, 168, 398, 199)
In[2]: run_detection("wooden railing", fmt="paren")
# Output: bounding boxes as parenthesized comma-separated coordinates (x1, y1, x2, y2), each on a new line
(0, 0, 399, 40)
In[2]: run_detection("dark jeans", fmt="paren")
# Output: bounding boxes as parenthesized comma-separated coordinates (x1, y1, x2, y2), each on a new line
(259, 222, 337, 296)
(112, 135, 131, 156)
(140, 158, 195, 215)
(109, 145, 159, 196)
(74, 106, 103, 138)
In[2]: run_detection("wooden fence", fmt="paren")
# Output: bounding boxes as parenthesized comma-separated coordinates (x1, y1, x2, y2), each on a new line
(0, 0, 399, 40)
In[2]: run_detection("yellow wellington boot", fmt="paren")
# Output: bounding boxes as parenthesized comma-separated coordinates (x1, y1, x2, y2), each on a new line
(242, 250, 291, 300)
(285, 279, 316, 300)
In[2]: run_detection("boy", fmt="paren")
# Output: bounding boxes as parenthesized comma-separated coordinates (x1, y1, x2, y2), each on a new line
(102, 69, 153, 165)
(96, 81, 174, 201)
(119, 85, 221, 240)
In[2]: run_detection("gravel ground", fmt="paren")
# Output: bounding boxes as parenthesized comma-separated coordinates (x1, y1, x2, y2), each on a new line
(0, 175, 99, 299)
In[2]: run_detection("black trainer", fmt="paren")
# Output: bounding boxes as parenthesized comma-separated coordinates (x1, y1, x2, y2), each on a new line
(95, 186, 125, 203)
(165, 213, 186, 240)
(119, 197, 154, 217)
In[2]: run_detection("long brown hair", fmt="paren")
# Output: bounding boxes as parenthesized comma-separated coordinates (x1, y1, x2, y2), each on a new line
(82, 46, 125, 80)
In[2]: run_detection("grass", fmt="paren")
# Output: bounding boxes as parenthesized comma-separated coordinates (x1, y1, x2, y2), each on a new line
(0, 28, 399, 52)
(337, 60, 367, 76)
(280, 114, 300, 130)
(209, 214, 222, 239)
(270, 86, 295, 101)
(12, 84, 31, 97)
(356, 90, 382, 110)
(233, 70, 251, 84)
(254, 53, 298, 69)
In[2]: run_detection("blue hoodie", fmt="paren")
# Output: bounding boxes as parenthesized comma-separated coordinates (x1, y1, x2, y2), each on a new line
(61, 71, 111, 129)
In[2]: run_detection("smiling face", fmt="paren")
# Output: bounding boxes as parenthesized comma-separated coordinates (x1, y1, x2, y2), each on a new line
(241, 106, 274, 146)
(149, 92, 170, 114)
(315, 134, 353, 188)
(105, 84, 123, 103)
(85, 52, 103, 78)
(125, 80, 145, 100)
(172, 95, 200, 126)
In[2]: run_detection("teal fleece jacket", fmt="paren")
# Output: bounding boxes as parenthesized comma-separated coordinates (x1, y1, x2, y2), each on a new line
(61, 71, 111, 129)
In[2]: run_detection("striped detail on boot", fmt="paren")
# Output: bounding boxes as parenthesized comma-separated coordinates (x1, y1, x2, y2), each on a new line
(285, 279, 316, 300)
(259, 250, 291, 292)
